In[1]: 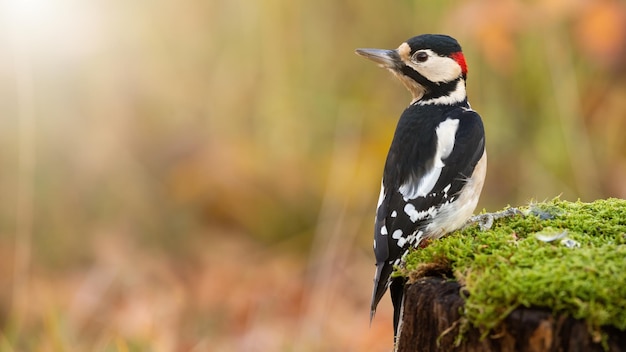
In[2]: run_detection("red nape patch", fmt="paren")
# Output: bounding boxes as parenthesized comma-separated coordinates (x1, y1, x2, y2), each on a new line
(450, 52, 468, 75)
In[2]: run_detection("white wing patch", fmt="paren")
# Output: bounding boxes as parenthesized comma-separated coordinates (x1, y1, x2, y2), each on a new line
(399, 118, 459, 200)
(409, 230, 424, 245)
(443, 183, 452, 198)
(397, 237, 407, 247)
(399, 169, 442, 201)
(404, 203, 438, 223)
(404, 203, 420, 222)
(426, 151, 487, 237)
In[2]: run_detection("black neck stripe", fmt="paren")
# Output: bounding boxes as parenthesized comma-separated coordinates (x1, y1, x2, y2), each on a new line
(399, 65, 462, 101)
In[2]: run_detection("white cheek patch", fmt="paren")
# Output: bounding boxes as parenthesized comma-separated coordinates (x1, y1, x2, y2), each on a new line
(405, 49, 462, 83)
(399, 118, 459, 200)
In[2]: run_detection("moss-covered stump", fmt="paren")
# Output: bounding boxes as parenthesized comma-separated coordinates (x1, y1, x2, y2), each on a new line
(398, 277, 626, 351)
(396, 198, 626, 352)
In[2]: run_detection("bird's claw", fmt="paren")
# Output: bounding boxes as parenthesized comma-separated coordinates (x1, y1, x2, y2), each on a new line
(466, 207, 523, 231)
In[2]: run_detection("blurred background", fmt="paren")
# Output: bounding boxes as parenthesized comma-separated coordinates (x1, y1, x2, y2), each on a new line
(1, 0, 625, 350)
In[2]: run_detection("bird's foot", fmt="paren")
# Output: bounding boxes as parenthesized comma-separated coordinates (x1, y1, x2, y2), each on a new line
(466, 207, 524, 231)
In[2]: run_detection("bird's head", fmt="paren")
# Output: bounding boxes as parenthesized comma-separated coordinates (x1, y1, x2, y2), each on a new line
(356, 34, 468, 105)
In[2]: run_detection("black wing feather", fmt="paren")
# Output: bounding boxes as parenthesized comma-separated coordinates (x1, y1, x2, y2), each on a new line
(370, 106, 485, 315)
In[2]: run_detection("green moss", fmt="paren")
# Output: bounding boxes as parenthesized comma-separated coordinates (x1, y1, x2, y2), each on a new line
(400, 198, 626, 335)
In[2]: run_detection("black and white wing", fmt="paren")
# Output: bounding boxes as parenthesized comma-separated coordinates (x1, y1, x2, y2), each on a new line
(370, 107, 486, 316)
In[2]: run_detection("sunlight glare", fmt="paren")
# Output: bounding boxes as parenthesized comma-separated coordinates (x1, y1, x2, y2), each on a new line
(4, 0, 105, 61)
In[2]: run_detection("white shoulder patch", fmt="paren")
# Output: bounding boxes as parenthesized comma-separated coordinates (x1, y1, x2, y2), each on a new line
(399, 119, 459, 200)
(435, 119, 459, 161)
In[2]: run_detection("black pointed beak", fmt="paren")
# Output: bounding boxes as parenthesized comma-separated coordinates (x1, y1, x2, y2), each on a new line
(355, 48, 400, 69)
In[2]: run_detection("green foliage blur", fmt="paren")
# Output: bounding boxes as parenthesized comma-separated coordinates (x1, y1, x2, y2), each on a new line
(1, 0, 625, 349)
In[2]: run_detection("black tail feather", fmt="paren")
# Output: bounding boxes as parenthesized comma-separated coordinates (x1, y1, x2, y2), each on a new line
(370, 263, 394, 321)
(390, 276, 406, 337)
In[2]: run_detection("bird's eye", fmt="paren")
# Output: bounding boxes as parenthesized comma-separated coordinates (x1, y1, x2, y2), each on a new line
(414, 52, 428, 63)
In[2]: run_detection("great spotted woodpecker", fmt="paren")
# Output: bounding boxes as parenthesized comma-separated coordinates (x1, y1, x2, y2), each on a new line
(356, 34, 487, 337)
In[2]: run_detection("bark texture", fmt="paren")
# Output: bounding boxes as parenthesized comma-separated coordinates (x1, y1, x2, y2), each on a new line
(397, 277, 626, 352)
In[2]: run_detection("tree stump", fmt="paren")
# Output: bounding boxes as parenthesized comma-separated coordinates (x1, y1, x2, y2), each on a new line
(396, 277, 626, 352)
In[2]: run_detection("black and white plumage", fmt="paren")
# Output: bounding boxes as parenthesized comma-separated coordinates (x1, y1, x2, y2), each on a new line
(356, 34, 487, 337)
